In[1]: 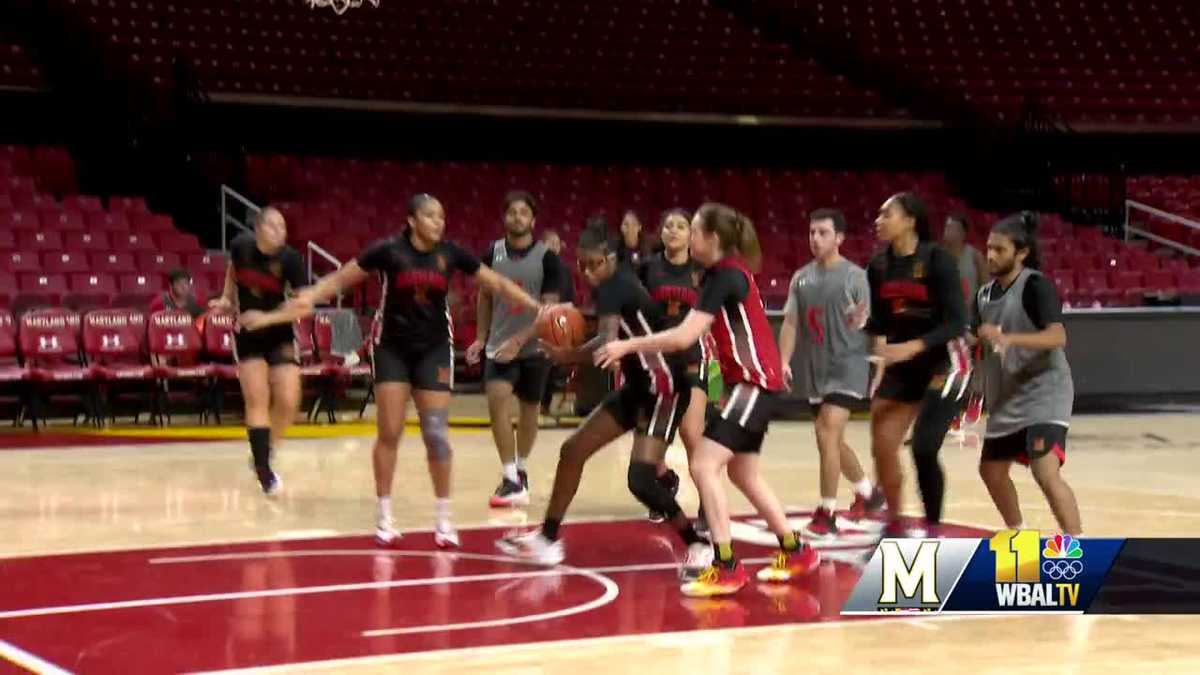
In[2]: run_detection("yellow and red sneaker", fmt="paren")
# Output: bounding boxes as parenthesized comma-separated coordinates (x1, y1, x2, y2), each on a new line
(680, 561, 748, 597)
(756, 544, 821, 583)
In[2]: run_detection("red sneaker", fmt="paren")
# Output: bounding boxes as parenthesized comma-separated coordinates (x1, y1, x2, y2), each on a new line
(964, 393, 984, 425)
(848, 486, 887, 521)
(756, 543, 821, 582)
(803, 506, 839, 538)
(680, 561, 749, 597)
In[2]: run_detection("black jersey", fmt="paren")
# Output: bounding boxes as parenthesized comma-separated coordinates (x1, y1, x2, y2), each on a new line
(639, 253, 703, 365)
(230, 233, 306, 313)
(357, 231, 481, 352)
(595, 267, 687, 381)
(865, 241, 967, 358)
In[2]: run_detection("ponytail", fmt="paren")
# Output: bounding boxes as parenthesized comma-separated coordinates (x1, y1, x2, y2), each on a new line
(696, 202, 762, 273)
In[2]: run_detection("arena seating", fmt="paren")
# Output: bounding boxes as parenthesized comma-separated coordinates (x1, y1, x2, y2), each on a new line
(0, 28, 43, 90)
(42, 0, 900, 118)
(736, 0, 1200, 125)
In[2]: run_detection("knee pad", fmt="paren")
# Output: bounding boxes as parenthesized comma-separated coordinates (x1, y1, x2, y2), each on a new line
(419, 409, 451, 461)
(627, 462, 681, 518)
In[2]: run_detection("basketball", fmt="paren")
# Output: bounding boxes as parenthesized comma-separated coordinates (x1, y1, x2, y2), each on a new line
(538, 304, 587, 349)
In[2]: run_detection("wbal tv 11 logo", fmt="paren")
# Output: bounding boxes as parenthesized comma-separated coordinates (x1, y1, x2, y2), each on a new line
(991, 531, 1082, 608)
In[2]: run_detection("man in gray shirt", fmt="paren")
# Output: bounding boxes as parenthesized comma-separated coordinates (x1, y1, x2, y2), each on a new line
(974, 212, 1080, 536)
(466, 191, 565, 507)
(779, 208, 883, 538)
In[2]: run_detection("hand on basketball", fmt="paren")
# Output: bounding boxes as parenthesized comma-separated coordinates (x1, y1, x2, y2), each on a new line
(239, 310, 268, 332)
(593, 341, 628, 370)
(465, 340, 485, 365)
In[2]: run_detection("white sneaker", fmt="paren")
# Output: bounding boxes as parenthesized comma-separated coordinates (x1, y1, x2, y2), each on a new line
(262, 472, 282, 497)
(434, 520, 460, 549)
(375, 514, 401, 546)
(680, 542, 714, 582)
(495, 529, 565, 566)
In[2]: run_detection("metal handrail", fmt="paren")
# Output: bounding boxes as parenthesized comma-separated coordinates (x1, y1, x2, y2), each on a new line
(219, 185, 260, 252)
(306, 241, 344, 307)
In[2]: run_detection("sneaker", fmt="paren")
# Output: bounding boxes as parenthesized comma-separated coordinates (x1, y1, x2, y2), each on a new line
(489, 478, 530, 508)
(680, 541, 715, 582)
(434, 521, 460, 549)
(848, 486, 886, 521)
(756, 543, 821, 583)
(256, 468, 281, 497)
(495, 528, 565, 566)
(803, 507, 838, 539)
(648, 469, 681, 523)
(518, 468, 529, 491)
(375, 514, 401, 547)
(680, 561, 748, 597)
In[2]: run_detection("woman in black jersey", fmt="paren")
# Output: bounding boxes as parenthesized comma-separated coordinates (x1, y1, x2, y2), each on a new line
(497, 219, 710, 580)
(212, 207, 308, 496)
(637, 209, 711, 535)
(290, 194, 549, 549)
(866, 192, 970, 537)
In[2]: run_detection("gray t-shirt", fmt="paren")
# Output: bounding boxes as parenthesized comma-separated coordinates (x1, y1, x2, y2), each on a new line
(784, 259, 871, 401)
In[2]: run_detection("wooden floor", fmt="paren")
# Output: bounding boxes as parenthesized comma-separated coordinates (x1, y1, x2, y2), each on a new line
(2, 409, 1199, 673)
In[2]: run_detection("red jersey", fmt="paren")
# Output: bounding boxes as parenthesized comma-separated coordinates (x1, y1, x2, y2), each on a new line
(698, 256, 785, 392)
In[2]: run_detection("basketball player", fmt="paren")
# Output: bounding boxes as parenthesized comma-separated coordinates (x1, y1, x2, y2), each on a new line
(944, 213, 987, 428)
(466, 191, 565, 508)
(596, 203, 820, 597)
(289, 193, 550, 548)
(973, 213, 1081, 535)
(865, 193, 971, 537)
(637, 209, 710, 528)
(496, 218, 713, 581)
(210, 207, 307, 496)
(779, 208, 883, 537)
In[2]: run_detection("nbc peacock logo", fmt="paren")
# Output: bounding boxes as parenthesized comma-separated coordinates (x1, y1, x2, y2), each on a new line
(1041, 535, 1084, 581)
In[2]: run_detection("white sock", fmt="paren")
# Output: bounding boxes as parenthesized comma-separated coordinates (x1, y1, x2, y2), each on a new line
(435, 497, 452, 522)
(853, 479, 873, 498)
(516, 456, 527, 472)
(1009, 522, 1024, 530)
(502, 462, 519, 483)
(820, 498, 837, 512)
(377, 496, 391, 519)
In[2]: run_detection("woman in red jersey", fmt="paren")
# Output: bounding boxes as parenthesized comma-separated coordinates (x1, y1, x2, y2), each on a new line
(596, 202, 819, 598)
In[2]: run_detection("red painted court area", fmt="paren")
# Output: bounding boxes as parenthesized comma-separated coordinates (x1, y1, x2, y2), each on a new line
(0, 515, 991, 673)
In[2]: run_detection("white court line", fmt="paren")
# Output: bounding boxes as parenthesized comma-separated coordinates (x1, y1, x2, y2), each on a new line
(0, 639, 74, 675)
(0, 549, 778, 622)
(192, 613, 1046, 674)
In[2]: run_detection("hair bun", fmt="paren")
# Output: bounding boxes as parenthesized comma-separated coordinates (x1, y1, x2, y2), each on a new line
(1019, 211, 1039, 233)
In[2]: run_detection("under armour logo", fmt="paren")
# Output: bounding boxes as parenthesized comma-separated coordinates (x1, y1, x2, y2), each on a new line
(165, 333, 186, 349)
(101, 334, 122, 349)
(38, 335, 61, 351)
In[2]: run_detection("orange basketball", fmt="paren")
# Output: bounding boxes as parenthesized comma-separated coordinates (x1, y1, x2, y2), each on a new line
(538, 304, 587, 349)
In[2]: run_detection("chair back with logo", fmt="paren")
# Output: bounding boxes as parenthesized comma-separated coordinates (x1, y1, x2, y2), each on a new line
(148, 310, 203, 364)
(83, 309, 147, 366)
(19, 308, 82, 368)
(203, 311, 237, 360)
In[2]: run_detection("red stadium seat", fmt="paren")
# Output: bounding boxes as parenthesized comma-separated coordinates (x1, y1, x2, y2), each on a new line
(16, 230, 62, 251)
(42, 251, 89, 275)
(90, 251, 137, 276)
(64, 231, 111, 252)
(0, 250, 40, 274)
(114, 273, 163, 308)
(112, 232, 156, 253)
(0, 309, 28, 387)
(136, 251, 184, 276)
(18, 308, 95, 428)
(87, 212, 131, 232)
(14, 273, 68, 313)
(147, 309, 212, 425)
(64, 273, 118, 312)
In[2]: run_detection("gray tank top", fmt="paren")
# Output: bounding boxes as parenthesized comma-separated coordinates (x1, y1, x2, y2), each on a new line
(486, 239, 547, 360)
(783, 259, 871, 401)
(977, 268, 1073, 437)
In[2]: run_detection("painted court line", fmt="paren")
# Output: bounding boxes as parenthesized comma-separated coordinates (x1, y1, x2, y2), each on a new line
(0, 639, 74, 675)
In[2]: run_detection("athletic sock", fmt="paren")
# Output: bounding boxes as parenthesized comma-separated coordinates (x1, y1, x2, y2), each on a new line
(541, 518, 561, 541)
(377, 496, 392, 519)
(248, 427, 271, 477)
(778, 531, 800, 552)
(853, 478, 873, 498)
(715, 541, 735, 568)
(502, 462, 519, 484)
(434, 497, 451, 522)
(820, 497, 837, 512)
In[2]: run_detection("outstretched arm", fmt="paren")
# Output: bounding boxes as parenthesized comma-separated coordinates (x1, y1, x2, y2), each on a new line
(593, 310, 713, 369)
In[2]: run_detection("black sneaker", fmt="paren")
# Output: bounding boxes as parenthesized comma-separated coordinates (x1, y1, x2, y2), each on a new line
(488, 477, 530, 507)
(648, 469, 681, 523)
(518, 468, 529, 491)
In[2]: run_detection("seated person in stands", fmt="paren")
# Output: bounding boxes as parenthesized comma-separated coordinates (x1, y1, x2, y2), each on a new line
(149, 268, 204, 317)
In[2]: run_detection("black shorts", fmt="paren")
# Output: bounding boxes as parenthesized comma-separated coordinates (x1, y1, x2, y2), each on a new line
(484, 356, 552, 403)
(876, 351, 970, 404)
(234, 326, 298, 367)
(704, 382, 776, 454)
(373, 341, 453, 391)
(601, 368, 696, 444)
(982, 424, 1068, 466)
(808, 392, 864, 416)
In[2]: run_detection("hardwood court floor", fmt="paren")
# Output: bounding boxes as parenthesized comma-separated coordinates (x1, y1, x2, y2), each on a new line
(1, 413, 1198, 673)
